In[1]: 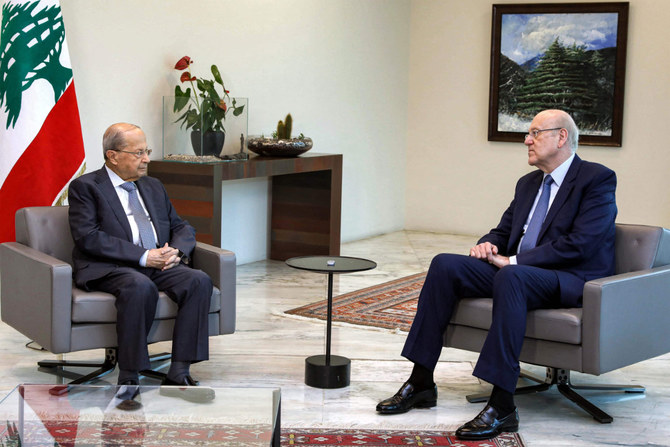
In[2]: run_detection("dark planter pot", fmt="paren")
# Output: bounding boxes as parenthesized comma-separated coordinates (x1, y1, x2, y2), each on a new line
(190, 130, 225, 156)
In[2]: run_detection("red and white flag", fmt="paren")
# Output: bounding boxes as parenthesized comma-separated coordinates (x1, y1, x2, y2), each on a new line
(0, 0, 85, 242)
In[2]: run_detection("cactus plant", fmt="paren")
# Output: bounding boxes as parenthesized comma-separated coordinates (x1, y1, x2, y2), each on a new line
(276, 113, 293, 139)
(276, 121, 285, 139)
(283, 113, 292, 139)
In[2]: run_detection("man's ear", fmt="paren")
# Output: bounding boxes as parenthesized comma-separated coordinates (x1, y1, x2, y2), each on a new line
(557, 128, 569, 148)
(106, 150, 118, 164)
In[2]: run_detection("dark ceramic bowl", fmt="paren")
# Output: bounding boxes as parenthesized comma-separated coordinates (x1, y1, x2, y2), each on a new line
(247, 137, 313, 157)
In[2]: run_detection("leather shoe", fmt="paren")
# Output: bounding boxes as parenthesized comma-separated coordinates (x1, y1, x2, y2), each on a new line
(456, 405, 519, 440)
(160, 375, 215, 403)
(114, 379, 142, 411)
(376, 381, 437, 414)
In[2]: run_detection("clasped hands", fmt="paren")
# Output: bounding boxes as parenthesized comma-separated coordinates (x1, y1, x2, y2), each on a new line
(469, 242, 510, 268)
(146, 243, 182, 270)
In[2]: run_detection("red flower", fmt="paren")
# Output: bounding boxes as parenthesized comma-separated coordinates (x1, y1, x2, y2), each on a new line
(217, 100, 227, 111)
(180, 72, 196, 82)
(174, 56, 192, 70)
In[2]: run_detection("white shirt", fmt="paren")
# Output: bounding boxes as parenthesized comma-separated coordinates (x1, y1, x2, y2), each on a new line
(105, 165, 158, 266)
(510, 153, 575, 264)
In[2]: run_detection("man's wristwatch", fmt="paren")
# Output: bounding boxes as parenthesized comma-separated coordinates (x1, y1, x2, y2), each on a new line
(177, 250, 190, 265)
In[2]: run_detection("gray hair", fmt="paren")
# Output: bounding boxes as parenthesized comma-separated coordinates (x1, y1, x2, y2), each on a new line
(555, 111, 579, 151)
(102, 123, 141, 160)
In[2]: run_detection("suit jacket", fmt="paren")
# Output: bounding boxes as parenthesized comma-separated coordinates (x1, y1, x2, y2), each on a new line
(68, 166, 196, 290)
(478, 154, 617, 307)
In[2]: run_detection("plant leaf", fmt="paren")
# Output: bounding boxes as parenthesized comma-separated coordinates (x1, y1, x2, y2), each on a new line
(232, 105, 245, 116)
(211, 64, 223, 86)
(174, 86, 191, 112)
(202, 112, 215, 132)
(185, 109, 200, 130)
(174, 108, 192, 128)
(205, 84, 221, 103)
(213, 105, 226, 121)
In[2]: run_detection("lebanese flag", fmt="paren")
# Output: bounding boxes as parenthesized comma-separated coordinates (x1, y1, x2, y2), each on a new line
(0, 0, 86, 242)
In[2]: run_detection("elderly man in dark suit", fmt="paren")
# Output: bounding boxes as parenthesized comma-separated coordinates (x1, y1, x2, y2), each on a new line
(68, 123, 213, 391)
(376, 110, 617, 440)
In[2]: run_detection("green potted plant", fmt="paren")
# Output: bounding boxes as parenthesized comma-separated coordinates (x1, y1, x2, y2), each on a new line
(173, 56, 245, 156)
(248, 113, 313, 157)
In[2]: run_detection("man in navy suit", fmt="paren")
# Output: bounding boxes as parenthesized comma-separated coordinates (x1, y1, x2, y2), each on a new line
(376, 110, 617, 440)
(68, 123, 213, 393)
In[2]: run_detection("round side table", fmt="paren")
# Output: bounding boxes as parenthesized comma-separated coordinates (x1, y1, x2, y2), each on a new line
(286, 255, 377, 389)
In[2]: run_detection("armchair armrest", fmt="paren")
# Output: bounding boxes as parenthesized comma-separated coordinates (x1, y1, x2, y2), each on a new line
(582, 265, 670, 375)
(0, 242, 74, 353)
(192, 242, 236, 334)
(192, 242, 235, 288)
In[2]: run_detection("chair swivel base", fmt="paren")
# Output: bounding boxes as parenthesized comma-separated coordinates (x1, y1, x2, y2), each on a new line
(37, 348, 171, 385)
(465, 367, 645, 423)
(305, 354, 350, 389)
(38, 348, 118, 385)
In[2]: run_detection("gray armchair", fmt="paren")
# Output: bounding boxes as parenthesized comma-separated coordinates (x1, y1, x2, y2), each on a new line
(444, 223, 670, 423)
(0, 206, 236, 384)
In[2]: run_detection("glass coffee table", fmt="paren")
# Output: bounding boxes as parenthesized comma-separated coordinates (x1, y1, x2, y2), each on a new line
(286, 255, 377, 389)
(0, 384, 280, 446)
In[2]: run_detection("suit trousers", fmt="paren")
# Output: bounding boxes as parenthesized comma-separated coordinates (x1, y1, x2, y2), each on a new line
(90, 264, 213, 371)
(401, 253, 562, 393)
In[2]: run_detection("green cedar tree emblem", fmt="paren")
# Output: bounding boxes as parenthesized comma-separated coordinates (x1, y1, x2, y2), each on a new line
(0, 1, 72, 129)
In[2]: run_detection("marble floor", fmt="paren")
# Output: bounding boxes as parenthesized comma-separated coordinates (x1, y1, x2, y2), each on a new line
(1, 230, 669, 446)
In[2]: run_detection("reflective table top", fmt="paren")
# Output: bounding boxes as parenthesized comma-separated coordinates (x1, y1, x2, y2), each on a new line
(286, 255, 377, 274)
(0, 384, 280, 446)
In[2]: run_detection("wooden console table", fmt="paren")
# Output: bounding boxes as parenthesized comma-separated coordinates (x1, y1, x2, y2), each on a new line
(148, 153, 342, 260)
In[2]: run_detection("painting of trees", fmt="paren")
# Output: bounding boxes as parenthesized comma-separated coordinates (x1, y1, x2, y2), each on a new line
(503, 39, 615, 133)
(488, 4, 628, 146)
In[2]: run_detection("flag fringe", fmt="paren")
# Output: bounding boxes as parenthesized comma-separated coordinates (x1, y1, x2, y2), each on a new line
(53, 159, 86, 206)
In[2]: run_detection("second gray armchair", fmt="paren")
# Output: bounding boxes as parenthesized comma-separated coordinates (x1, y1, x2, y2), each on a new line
(444, 223, 670, 423)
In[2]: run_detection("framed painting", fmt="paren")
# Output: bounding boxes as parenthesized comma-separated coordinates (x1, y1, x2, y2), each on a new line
(488, 2, 629, 146)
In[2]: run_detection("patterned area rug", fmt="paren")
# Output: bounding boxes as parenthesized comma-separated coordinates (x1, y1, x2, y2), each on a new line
(2, 420, 273, 446)
(1, 422, 525, 447)
(282, 428, 525, 446)
(285, 272, 426, 332)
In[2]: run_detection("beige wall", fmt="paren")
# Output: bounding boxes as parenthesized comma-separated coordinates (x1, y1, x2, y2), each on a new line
(406, 0, 670, 237)
(56, 0, 410, 245)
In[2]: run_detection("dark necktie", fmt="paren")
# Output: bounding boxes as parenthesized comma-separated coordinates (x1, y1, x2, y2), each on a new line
(120, 182, 157, 249)
(519, 175, 553, 253)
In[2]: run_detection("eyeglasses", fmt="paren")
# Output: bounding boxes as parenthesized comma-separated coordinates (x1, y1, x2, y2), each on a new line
(525, 128, 563, 140)
(114, 148, 152, 158)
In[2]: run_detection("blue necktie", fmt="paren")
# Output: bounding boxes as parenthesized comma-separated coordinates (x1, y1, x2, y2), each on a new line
(120, 182, 157, 249)
(519, 175, 553, 253)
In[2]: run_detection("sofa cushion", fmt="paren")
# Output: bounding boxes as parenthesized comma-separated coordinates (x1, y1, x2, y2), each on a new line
(450, 298, 583, 345)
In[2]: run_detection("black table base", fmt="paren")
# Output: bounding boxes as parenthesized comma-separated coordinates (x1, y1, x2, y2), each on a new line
(305, 354, 351, 389)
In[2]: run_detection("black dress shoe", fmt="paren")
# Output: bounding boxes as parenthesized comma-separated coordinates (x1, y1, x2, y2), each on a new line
(160, 375, 215, 403)
(376, 381, 437, 414)
(456, 405, 519, 440)
(114, 380, 142, 411)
